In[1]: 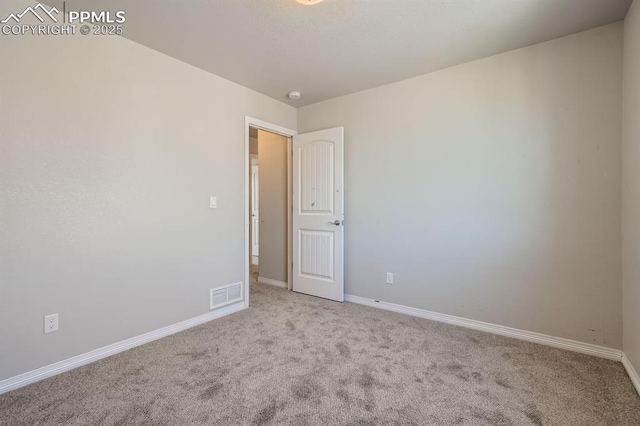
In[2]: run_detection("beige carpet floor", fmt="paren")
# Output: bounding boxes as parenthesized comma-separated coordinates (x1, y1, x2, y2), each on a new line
(1, 281, 639, 425)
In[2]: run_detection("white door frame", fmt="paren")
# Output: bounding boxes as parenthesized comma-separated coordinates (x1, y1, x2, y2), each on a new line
(244, 117, 297, 309)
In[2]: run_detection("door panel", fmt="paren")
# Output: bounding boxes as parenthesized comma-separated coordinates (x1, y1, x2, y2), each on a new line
(300, 141, 334, 214)
(293, 127, 344, 302)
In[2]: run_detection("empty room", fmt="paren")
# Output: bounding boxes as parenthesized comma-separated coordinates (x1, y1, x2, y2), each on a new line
(1, 0, 639, 424)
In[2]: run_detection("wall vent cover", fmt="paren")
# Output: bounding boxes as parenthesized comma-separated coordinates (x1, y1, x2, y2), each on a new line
(210, 282, 243, 310)
(227, 283, 242, 303)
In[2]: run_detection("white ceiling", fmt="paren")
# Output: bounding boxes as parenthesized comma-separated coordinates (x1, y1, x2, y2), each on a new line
(58, 0, 632, 106)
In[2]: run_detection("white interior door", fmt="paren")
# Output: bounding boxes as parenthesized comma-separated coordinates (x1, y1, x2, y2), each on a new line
(251, 159, 259, 259)
(292, 127, 344, 302)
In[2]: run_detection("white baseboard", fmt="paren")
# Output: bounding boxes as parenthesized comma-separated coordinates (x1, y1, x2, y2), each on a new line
(2, 293, 633, 396)
(345, 294, 622, 361)
(622, 353, 640, 396)
(258, 276, 287, 288)
(0, 302, 246, 395)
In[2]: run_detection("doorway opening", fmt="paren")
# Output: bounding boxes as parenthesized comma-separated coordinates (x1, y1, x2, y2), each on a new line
(244, 117, 345, 307)
(244, 118, 297, 308)
(248, 126, 291, 291)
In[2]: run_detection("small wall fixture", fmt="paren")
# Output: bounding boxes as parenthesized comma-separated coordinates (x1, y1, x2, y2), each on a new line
(288, 91, 301, 100)
(296, 0, 323, 5)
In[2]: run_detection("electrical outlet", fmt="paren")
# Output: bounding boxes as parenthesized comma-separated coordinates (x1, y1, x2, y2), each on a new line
(44, 313, 59, 334)
(386, 272, 394, 284)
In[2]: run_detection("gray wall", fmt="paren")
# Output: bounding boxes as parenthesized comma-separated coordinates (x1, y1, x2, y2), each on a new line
(257, 130, 288, 283)
(0, 31, 296, 379)
(623, 0, 640, 375)
(0, 2, 632, 383)
(298, 23, 624, 348)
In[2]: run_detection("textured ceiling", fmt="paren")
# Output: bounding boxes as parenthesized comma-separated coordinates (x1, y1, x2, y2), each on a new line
(53, 0, 632, 106)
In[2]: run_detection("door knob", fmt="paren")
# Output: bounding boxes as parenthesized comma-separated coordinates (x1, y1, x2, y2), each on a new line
(328, 220, 341, 226)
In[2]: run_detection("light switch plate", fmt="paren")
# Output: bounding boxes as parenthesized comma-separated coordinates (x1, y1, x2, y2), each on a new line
(210, 196, 217, 209)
